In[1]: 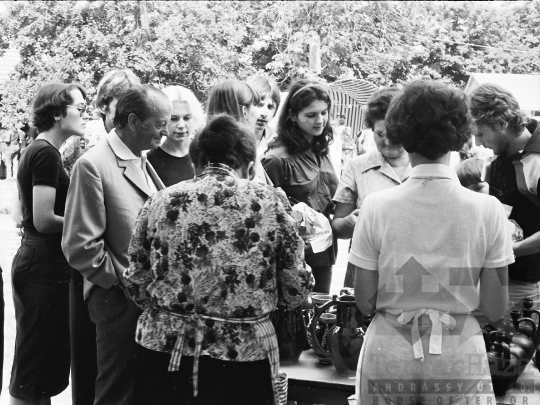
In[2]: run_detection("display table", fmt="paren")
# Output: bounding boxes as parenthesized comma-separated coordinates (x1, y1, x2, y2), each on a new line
(280, 351, 354, 405)
(280, 351, 540, 405)
(496, 360, 540, 405)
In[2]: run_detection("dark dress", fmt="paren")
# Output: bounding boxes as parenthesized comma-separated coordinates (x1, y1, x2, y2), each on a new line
(262, 147, 338, 293)
(10, 139, 71, 400)
(147, 146, 194, 187)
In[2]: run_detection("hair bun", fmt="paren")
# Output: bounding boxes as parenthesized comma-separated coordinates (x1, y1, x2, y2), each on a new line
(199, 119, 234, 157)
(189, 114, 257, 170)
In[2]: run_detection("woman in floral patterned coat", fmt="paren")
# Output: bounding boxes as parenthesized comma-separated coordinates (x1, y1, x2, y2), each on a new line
(125, 114, 314, 405)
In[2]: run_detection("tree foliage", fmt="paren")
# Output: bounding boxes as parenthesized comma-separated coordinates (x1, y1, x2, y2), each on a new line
(0, 1, 539, 128)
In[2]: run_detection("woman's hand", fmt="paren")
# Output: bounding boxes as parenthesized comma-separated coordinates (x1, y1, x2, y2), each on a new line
(331, 201, 359, 239)
(303, 239, 314, 256)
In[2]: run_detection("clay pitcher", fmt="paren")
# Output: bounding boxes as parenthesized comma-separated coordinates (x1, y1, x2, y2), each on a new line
(311, 295, 364, 376)
(521, 298, 540, 347)
(487, 331, 520, 396)
(272, 305, 307, 363)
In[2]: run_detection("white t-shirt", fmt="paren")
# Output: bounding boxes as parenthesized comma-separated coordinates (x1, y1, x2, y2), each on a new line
(349, 163, 514, 314)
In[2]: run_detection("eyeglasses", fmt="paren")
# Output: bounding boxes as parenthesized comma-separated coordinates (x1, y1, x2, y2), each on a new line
(67, 104, 87, 116)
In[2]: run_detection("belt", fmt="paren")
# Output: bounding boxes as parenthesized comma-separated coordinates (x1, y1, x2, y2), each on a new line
(397, 309, 457, 361)
(166, 311, 279, 404)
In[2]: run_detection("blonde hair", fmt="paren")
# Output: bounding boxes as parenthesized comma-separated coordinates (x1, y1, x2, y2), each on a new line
(456, 157, 483, 188)
(163, 85, 205, 131)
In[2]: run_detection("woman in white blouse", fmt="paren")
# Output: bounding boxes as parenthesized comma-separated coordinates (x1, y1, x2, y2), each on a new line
(351, 80, 512, 405)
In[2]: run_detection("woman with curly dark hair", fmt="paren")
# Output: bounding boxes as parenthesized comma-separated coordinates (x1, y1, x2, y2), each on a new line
(262, 79, 338, 293)
(351, 81, 512, 405)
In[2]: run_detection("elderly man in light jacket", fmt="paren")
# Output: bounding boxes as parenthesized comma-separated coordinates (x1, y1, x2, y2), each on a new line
(62, 85, 168, 405)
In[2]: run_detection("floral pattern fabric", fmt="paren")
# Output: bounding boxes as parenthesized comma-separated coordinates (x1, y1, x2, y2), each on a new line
(124, 163, 314, 362)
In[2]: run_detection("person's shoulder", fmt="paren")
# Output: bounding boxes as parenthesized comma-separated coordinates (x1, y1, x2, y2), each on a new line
(263, 144, 292, 160)
(261, 146, 291, 174)
(76, 137, 114, 166)
(26, 139, 58, 159)
(346, 150, 381, 172)
(351, 151, 375, 165)
(146, 147, 158, 158)
(521, 149, 540, 166)
(243, 180, 289, 209)
(454, 185, 503, 211)
(367, 183, 401, 202)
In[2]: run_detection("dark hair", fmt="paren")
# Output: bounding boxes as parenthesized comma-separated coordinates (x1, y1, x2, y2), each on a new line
(96, 69, 140, 122)
(113, 85, 167, 129)
(364, 87, 400, 129)
(246, 75, 281, 113)
(31, 83, 87, 133)
(190, 114, 256, 170)
(206, 80, 261, 123)
(456, 157, 483, 189)
(385, 80, 470, 160)
(273, 79, 333, 155)
(26, 127, 38, 141)
(469, 83, 529, 136)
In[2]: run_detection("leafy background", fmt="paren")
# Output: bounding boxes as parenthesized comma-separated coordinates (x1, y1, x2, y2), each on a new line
(0, 1, 539, 128)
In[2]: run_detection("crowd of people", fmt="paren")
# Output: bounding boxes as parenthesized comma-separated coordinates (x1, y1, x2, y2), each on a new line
(5, 68, 539, 405)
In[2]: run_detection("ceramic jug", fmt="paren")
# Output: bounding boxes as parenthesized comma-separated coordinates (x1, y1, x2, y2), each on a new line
(486, 335, 517, 397)
(306, 293, 334, 363)
(502, 322, 534, 376)
(509, 311, 536, 360)
(483, 318, 535, 396)
(310, 295, 365, 376)
(520, 298, 540, 347)
(272, 305, 307, 363)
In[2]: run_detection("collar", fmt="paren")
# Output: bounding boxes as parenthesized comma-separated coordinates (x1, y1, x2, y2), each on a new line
(409, 163, 459, 182)
(107, 129, 139, 160)
(522, 120, 540, 155)
(361, 149, 386, 173)
(199, 162, 238, 178)
(360, 149, 411, 183)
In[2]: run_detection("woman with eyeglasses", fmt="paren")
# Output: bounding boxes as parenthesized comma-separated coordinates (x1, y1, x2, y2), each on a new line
(10, 82, 87, 405)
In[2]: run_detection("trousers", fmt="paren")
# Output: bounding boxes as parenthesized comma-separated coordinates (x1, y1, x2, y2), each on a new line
(87, 284, 142, 405)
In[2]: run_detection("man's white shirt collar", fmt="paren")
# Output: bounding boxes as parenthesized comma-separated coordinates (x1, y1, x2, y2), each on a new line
(107, 129, 139, 161)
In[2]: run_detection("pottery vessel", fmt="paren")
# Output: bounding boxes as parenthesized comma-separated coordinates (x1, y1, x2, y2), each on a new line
(482, 310, 536, 396)
(310, 294, 365, 375)
(272, 305, 307, 363)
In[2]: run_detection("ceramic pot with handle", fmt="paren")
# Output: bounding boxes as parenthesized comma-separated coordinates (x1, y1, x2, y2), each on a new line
(272, 305, 307, 363)
(310, 294, 365, 376)
(521, 298, 540, 347)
